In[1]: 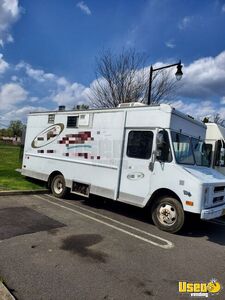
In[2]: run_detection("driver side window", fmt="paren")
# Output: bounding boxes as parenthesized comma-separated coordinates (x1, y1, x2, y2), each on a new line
(127, 131, 153, 159)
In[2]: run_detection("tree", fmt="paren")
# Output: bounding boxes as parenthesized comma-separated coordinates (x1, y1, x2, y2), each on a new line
(0, 127, 14, 137)
(89, 48, 179, 108)
(213, 113, 225, 126)
(8, 120, 24, 137)
(202, 113, 225, 126)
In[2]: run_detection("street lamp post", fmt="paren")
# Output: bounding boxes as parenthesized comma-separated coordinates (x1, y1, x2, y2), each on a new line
(147, 60, 183, 105)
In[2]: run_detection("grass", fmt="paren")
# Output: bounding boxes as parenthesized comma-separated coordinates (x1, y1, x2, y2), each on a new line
(0, 142, 45, 191)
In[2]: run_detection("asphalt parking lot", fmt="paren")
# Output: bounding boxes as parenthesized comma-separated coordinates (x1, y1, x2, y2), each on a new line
(0, 194, 225, 300)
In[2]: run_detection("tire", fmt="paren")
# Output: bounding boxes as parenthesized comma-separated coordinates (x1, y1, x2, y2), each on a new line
(151, 197, 184, 233)
(51, 174, 68, 198)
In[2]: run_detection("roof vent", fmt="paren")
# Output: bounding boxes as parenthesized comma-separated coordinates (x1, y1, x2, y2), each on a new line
(117, 102, 147, 108)
(59, 105, 65, 111)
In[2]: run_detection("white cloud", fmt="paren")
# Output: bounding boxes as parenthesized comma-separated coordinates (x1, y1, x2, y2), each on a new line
(165, 40, 176, 49)
(178, 16, 192, 30)
(0, 0, 21, 46)
(221, 96, 225, 105)
(172, 99, 225, 122)
(24, 65, 53, 82)
(14, 61, 90, 109)
(57, 77, 68, 86)
(222, 4, 225, 12)
(178, 51, 225, 99)
(0, 59, 91, 121)
(2, 0, 19, 16)
(0, 53, 9, 73)
(2, 105, 47, 123)
(172, 99, 216, 120)
(76, 1, 91, 15)
(0, 82, 28, 110)
(53, 82, 90, 107)
(16, 62, 56, 82)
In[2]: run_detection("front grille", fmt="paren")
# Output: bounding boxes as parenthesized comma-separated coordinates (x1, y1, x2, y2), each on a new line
(214, 186, 225, 193)
(213, 196, 224, 204)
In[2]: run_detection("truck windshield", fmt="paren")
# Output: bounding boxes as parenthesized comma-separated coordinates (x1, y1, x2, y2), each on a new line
(191, 138, 211, 167)
(171, 132, 211, 166)
(171, 132, 194, 164)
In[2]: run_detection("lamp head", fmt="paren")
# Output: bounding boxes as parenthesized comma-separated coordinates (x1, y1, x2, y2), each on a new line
(175, 63, 183, 81)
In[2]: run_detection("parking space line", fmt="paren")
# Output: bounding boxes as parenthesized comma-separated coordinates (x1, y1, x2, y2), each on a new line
(34, 195, 174, 250)
(46, 194, 174, 246)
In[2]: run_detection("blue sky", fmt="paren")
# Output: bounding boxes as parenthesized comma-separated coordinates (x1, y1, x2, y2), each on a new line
(0, 0, 225, 125)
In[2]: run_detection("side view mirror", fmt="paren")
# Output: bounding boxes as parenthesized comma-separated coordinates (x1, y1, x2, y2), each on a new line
(156, 131, 166, 148)
(202, 143, 212, 167)
(215, 140, 225, 167)
(156, 130, 168, 162)
(155, 149, 162, 159)
(220, 147, 225, 166)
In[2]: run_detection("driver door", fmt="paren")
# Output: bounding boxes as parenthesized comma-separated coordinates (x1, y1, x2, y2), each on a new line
(118, 129, 154, 205)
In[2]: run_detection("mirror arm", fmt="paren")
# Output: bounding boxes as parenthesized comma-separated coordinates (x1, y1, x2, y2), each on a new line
(149, 150, 156, 171)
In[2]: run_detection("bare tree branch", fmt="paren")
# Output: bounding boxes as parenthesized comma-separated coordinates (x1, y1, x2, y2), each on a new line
(213, 113, 225, 126)
(202, 113, 225, 126)
(89, 48, 180, 108)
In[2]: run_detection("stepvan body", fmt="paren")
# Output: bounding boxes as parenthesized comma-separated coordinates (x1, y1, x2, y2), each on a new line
(205, 123, 225, 176)
(22, 104, 225, 232)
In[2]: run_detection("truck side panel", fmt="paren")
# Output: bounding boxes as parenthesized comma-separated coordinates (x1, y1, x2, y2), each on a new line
(22, 111, 125, 199)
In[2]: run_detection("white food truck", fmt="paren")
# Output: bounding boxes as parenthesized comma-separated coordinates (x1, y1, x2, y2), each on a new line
(22, 104, 225, 233)
(205, 123, 225, 176)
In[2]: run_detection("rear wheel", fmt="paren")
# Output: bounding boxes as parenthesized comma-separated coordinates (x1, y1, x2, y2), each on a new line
(51, 174, 68, 198)
(151, 197, 184, 233)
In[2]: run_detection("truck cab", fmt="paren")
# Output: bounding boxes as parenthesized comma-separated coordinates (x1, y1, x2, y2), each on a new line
(146, 125, 225, 232)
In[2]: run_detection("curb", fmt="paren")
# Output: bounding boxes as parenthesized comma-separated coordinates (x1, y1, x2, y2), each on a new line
(0, 281, 15, 300)
(0, 189, 49, 196)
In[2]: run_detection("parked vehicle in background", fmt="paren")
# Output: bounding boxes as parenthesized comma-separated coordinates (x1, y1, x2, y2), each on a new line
(205, 123, 225, 176)
(22, 104, 225, 233)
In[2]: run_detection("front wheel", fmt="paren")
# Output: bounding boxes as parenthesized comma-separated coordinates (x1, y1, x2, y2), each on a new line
(51, 174, 68, 198)
(151, 197, 184, 233)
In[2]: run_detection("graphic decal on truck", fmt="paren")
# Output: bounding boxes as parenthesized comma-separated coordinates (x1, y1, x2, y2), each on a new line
(58, 131, 94, 144)
(58, 131, 100, 160)
(127, 172, 145, 180)
(31, 123, 64, 148)
(33, 127, 101, 160)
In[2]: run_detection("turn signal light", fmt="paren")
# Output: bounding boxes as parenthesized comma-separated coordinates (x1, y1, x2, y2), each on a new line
(186, 201, 194, 206)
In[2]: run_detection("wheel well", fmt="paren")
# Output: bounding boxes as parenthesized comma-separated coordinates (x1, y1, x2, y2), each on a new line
(47, 171, 63, 189)
(147, 188, 182, 208)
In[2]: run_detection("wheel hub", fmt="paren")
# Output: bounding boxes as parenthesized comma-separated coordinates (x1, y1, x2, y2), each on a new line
(54, 178, 63, 194)
(158, 204, 177, 225)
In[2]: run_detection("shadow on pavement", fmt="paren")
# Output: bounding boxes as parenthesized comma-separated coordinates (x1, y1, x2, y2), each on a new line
(64, 193, 225, 246)
(180, 214, 225, 246)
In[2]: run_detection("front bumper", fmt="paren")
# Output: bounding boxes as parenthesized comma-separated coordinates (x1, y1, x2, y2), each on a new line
(201, 203, 225, 220)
